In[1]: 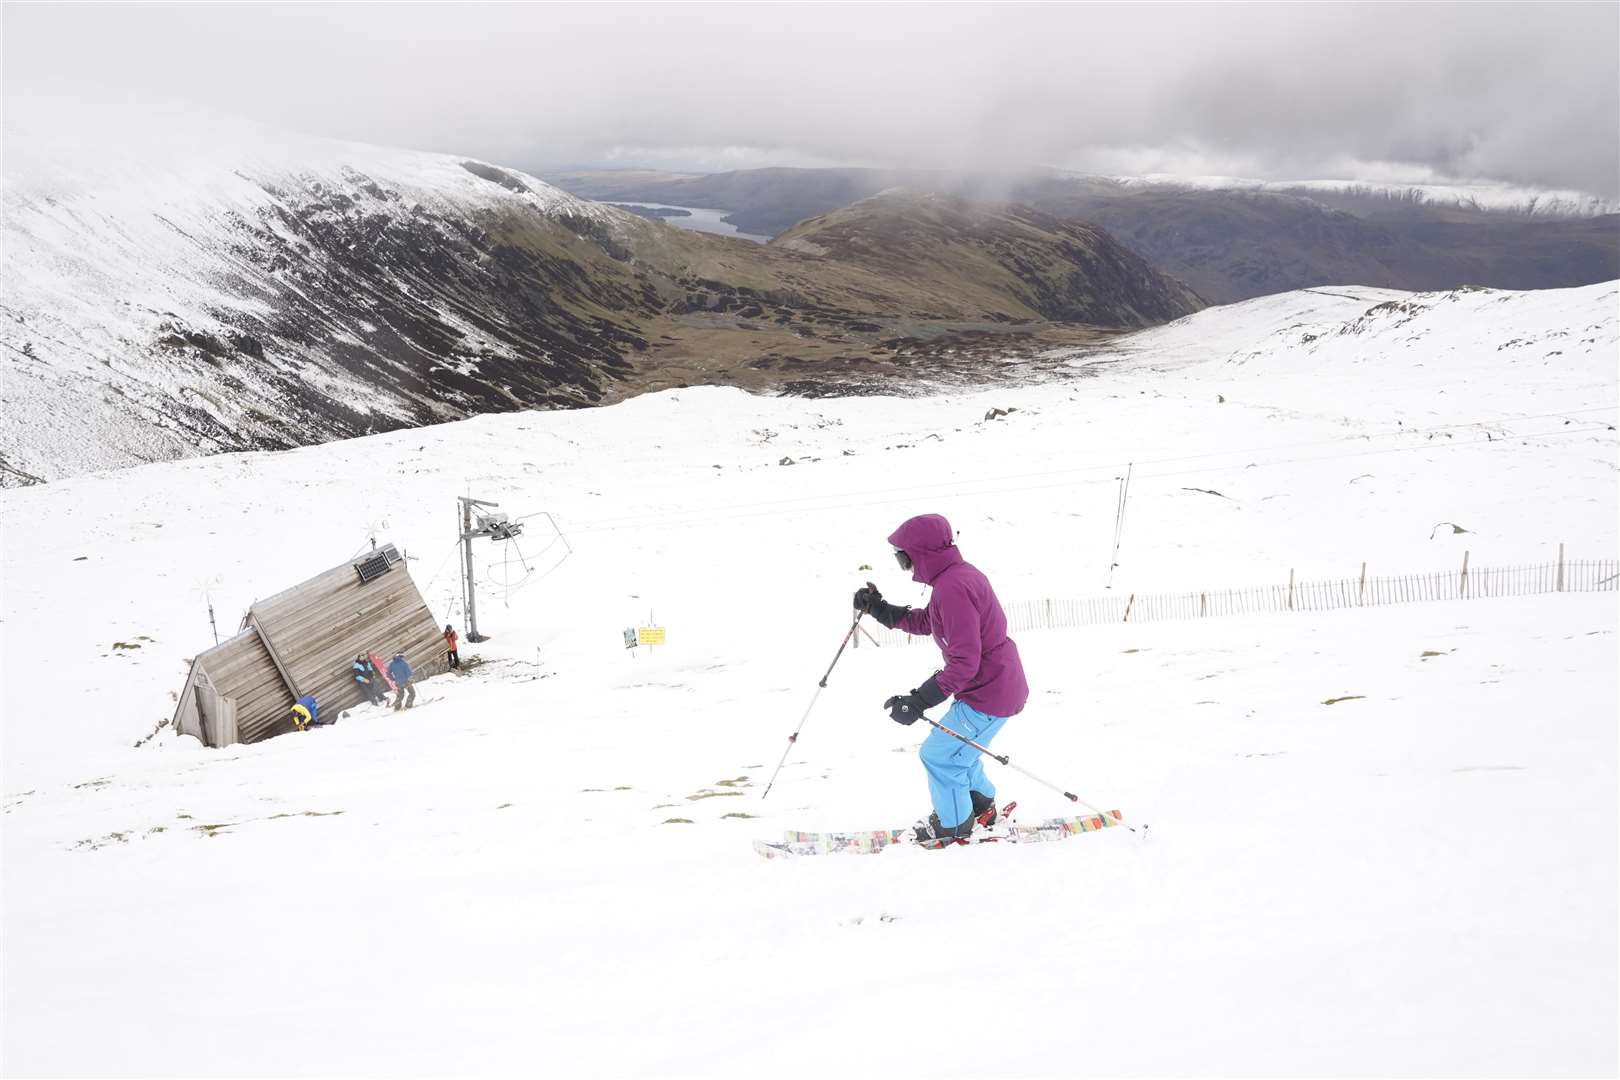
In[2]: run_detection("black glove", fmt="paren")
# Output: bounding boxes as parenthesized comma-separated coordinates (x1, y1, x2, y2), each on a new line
(883, 675, 949, 725)
(852, 581, 910, 630)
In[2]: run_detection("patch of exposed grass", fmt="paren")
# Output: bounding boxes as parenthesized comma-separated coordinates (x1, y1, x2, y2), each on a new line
(1321, 695, 1366, 706)
(661, 818, 694, 825)
(721, 812, 758, 819)
(686, 790, 745, 801)
(714, 776, 752, 787)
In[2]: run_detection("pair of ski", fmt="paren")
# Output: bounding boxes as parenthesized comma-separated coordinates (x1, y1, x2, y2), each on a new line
(753, 803, 1125, 859)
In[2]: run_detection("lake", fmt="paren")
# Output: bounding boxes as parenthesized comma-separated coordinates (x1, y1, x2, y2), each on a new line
(613, 203, 772, 244)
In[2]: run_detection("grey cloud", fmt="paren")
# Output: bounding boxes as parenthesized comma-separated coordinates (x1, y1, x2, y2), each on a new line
(4, 1, 1616, 197)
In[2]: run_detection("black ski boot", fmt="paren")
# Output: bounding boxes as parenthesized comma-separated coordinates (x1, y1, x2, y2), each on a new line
(911, 813, 974, 847)
(970, 790, 998, 829)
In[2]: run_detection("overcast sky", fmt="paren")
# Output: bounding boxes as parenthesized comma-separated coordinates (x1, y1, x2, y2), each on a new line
(5, 2, 1617, 197)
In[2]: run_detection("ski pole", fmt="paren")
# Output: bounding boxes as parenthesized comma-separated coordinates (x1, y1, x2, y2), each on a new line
(761, 612, 864, 800)
(920, 714, 1142, 834)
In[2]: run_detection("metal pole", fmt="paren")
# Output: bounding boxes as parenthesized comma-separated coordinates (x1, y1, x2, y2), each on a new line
(458, 501, 468, 628)
(761, 613, 864, 800)
(918, 714, 1142, 834)
(461, 497, 485, 642)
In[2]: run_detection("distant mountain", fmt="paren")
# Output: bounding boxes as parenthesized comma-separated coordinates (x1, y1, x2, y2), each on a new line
(1104, 175, 1618, 220)
(544, 166, 943, 235)
(1013, 176, 1620, 303)
(2, 140, 1199, 485)
(545, 168, 1620, 304)
(776, 192, 1201, 327)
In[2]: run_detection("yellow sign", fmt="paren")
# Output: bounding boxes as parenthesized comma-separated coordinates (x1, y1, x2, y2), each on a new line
(636, 627, 666, 646)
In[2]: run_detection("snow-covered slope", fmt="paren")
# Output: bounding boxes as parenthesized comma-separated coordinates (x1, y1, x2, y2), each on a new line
(1110, 173, 1618, 218)
(1, 117, 647, 486)
(3, 282, 1615, 1075)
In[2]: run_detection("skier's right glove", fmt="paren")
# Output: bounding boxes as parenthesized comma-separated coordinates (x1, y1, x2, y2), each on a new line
(852, 581, 909, 630)
(884, 675, 949, 725)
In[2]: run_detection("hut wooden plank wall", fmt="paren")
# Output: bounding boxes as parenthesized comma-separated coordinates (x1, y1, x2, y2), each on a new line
(173, 630, 282, 746)
(172, 543, 445, 747)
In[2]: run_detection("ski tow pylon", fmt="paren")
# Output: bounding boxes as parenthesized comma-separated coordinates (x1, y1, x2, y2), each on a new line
(761, 611, 864, 800)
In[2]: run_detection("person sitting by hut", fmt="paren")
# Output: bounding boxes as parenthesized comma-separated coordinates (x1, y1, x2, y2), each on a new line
(290, 694, 318, 731)
(352, 654, 386, 706)
(443, 624, 460, 670)
(387, 651, 416, 710)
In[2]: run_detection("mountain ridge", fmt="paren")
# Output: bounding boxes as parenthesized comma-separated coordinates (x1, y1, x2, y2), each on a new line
(546, 166, 1620, 303)
(2, 138, 1200, 485)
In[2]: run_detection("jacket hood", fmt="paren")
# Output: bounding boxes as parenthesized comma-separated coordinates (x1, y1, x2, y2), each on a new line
(887, 513, 962, 584)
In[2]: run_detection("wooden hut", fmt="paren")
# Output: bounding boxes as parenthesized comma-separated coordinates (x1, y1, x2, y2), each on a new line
(172, 544, 446, 747)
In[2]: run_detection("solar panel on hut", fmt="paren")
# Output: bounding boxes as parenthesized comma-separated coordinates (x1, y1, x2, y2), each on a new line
(172, 544, 445, 747)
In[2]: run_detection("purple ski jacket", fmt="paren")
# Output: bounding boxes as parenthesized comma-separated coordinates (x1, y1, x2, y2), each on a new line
(888, 514, 1029, 719)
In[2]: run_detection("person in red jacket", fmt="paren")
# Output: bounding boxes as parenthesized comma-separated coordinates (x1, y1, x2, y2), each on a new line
(443, 624, 460, 669)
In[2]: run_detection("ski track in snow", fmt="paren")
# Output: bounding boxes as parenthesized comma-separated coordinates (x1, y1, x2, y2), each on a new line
(2, 281, 1617, 1075)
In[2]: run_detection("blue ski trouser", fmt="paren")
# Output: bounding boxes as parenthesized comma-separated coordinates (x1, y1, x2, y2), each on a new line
(920, 700, 1009, 829)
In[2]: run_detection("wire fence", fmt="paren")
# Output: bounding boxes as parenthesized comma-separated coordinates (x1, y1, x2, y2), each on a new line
(868, 552, 1618, 644)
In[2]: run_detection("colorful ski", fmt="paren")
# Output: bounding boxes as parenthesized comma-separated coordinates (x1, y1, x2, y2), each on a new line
(756, 809, 1124, 858)
(1003, 809, 1124, 843)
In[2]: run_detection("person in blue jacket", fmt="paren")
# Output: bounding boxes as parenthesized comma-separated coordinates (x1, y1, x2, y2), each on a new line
(387, 652, 416, 710)
(290, 694, 320, 731)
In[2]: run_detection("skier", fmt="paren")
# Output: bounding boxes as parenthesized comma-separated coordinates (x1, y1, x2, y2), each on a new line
(443, 624, 460, 670)
(387, 651, 416, 710)
(853, 513, 1028, 844)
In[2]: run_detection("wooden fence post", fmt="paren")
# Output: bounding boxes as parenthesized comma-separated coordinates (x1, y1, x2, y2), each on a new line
(1557, 544, 1565, 592)
(1123, 594, 1135, 622)
(1288, 569, 1295, 611)
(1460, 550, 1470, 598)
(1359, 562, 1367, 605)
(1200, 592, 1207, 617)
